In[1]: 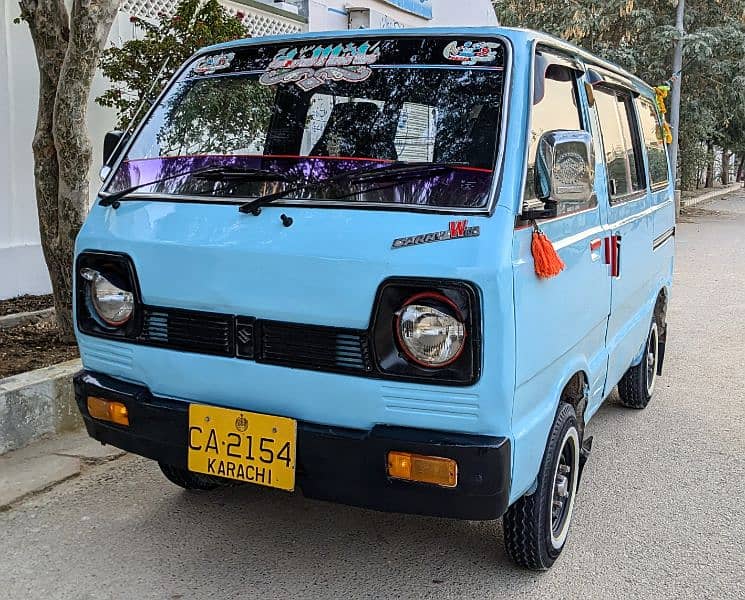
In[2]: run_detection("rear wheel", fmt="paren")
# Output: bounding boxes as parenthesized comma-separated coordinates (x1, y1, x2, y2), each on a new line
(159, 462, 222, 491)
(618, 319, 660, 409)
(503, 403, 580, 570)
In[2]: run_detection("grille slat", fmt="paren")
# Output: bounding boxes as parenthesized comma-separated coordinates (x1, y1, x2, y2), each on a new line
(139, 308, 233, 356)
(135, 307, 372, 373)
(260, 321, 372, 373)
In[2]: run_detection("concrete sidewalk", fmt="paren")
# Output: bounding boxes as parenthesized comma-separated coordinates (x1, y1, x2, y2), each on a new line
(680, 182, 741, 209)
(0, 430, 125, 510)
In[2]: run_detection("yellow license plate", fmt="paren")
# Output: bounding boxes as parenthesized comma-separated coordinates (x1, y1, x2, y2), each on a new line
(188, 404, 297, 491)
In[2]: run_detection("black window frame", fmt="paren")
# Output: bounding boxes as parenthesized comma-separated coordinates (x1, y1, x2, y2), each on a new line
(636, 96, 671, 190)
(523, 49, 596, 219)
(594, 85, 648, 205)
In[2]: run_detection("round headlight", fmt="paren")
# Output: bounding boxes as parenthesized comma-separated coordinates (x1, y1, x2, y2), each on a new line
(81, 268, 134, 327)
(396, 293, 466, 367)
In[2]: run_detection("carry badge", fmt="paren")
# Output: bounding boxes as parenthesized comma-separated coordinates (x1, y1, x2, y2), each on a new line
(192, 52, 235, 75)
(259, 41, 381, 91)
(443, 41, 500, 66)
(391, 220, 480, 249)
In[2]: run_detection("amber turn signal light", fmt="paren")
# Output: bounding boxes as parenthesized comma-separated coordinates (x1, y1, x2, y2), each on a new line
(87, 396, 129, 426)
(387, 451, 457, 488)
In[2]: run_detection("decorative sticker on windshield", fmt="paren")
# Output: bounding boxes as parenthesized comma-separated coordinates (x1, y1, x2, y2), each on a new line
(259, 41, 381, 91)
(443, 41, 500, 66)
(391, 220, 480, 250)
(192, 52, 235, 75)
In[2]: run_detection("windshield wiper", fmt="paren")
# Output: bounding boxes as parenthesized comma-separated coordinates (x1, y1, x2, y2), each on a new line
(237, 161, 466, 215)
(99, 166, 285, 207)
(344, 161, 467, 184)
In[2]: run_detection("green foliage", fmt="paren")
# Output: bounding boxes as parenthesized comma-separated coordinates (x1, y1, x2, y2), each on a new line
(96, 0, 249, 129)
(493, 0, 745, 189)
(156, 77, 274, 156)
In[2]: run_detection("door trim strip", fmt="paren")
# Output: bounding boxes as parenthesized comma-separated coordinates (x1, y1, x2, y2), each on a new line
(653, 226, 675, 250)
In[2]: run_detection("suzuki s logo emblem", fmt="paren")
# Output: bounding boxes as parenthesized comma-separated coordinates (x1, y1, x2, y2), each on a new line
(237, 328, 252, 344)
(235, 415, 249, 432)
(391, 220, 480, 249)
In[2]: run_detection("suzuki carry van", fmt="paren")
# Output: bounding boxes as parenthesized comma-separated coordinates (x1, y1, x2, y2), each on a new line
(74, 28, 675, 570)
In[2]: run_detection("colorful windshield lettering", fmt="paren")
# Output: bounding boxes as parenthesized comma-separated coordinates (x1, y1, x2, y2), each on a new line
(260, 42, 381, 91)
(192, 52, 235, 75)
(443, 41, 499, 66)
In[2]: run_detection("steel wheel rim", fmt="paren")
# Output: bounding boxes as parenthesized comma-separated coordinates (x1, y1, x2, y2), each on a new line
(646, 322, 659, 396)
(550, 427, 580, 550)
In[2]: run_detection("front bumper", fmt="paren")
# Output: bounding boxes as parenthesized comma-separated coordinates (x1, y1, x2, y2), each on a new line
(74, 370, 511, 520)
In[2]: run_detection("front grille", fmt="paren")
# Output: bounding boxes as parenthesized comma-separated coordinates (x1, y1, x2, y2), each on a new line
(133, 306, 371, 374)
(260, 321, 372, 374)
(139, 308, 233, 356)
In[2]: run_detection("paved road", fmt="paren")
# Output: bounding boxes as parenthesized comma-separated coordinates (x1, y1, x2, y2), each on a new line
(2, 192, 745, 599)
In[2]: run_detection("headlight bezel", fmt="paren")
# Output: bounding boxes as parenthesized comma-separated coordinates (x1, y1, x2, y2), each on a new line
(76, 252, 142, 339)
(371, 278, 481, 386)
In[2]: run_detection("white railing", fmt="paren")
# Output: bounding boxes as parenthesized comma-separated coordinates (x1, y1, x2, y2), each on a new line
(221, 0, 306, 36)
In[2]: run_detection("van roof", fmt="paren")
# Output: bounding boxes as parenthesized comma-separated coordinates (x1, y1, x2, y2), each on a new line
(199, 26, 654, 95)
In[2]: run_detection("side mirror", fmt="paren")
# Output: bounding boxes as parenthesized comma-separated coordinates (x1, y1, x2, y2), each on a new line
(524, 130, 595, 220)
(103, 130, 128, 166)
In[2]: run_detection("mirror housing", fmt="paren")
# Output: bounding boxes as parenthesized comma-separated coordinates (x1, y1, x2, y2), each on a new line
(524, 130, 595, 220)
(103, 130, 128, 167)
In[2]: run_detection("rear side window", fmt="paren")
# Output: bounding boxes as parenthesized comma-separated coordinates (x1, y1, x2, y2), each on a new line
(594, 88, 645, 202)
(636, 98, 670, 187)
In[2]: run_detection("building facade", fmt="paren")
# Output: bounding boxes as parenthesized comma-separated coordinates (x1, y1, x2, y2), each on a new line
(0, 0, 496, 299)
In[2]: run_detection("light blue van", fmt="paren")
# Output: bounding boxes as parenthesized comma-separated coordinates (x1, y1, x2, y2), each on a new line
(74, 27, 675, 570)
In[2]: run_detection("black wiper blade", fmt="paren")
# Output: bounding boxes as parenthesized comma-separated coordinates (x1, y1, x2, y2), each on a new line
(191, 166, 287, 182)
(99, 166, 284, 207)
(345, 161, 467, 184)
(237, 161, 464, 215)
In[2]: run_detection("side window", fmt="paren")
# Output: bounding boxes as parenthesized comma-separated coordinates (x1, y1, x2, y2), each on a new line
(594, 88, 645, 202)
(636, 97, 670, 187)
(525, 63, 583, 209)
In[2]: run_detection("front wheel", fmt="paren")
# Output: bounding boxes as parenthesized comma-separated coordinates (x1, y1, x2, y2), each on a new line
(618, 319, 660, 409)
(503, 403, 581, 570)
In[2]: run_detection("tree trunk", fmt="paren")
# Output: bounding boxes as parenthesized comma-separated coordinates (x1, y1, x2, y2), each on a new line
(721, 148, 730, 185)
(20, 0, 118, 342)
(678, 135, 698, 192)
(50, 0, 118, 339)
(737, 155, 744, 182)
(19, 0, 71, 337)
(705, 141, 714, 188)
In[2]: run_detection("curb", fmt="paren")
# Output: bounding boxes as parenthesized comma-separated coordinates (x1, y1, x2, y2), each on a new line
(680, 183, 741, 209)
(0, 307, 55, 330)
(0, 359, 83, 455)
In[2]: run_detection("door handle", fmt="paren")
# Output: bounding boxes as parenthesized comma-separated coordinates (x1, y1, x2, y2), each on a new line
(614, 235, 622, 277)
(604, 235, 621, 277)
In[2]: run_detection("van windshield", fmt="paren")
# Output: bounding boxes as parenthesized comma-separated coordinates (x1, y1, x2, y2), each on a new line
(106, 37, 506, 210)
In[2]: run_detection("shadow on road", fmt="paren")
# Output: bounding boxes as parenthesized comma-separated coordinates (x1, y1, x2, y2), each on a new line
(133, 478, 529, 589)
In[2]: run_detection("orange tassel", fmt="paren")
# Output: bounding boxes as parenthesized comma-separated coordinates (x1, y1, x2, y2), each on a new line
(531, 221, 565, 279)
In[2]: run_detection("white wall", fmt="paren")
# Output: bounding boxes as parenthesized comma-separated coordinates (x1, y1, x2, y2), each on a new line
(308, 0, 497, 30)
(0, 6, 133, 299)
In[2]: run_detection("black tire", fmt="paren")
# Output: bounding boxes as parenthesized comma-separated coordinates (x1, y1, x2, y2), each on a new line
(503, 403, 581, 570)
(618, 319, 660, 409)
(159, 462, 222, 491)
